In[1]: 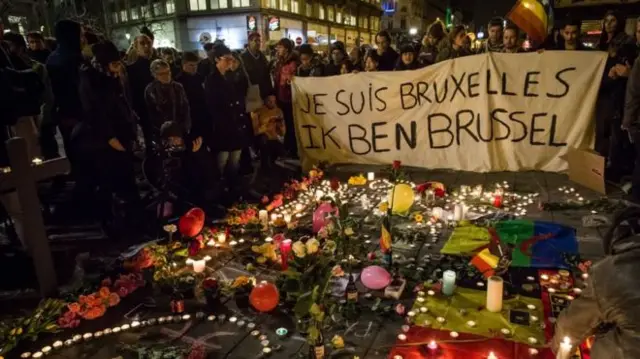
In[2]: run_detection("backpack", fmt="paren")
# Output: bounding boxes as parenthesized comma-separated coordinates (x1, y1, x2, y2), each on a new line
(0, 43, 45, 124)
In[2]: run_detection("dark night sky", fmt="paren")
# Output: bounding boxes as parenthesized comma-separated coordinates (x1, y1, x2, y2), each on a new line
(451, 0, 515, 30)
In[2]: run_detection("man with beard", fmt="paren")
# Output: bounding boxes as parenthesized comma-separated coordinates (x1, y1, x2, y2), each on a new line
(557, 18, 588, 51)
(480, 17, 504, 53)
(375, 30, 399, 71)
(501, 24, 525, 53)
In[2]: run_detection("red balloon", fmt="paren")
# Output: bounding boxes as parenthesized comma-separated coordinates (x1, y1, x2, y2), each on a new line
(179, 207, 205, 238)
(249, 282, 280, 312)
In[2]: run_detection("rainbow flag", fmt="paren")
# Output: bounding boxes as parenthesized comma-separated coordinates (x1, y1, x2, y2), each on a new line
(442, 220, 578, 268)
(507, 0, 551, 44)
(380, 218, 392, 253)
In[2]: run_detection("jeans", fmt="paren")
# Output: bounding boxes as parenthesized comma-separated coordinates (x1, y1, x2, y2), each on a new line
(217, 150, 242, 182)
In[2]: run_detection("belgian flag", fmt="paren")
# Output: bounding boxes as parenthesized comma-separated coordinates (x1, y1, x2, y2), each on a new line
(380, 218, 392, 253)
(507, 0, 553, 44)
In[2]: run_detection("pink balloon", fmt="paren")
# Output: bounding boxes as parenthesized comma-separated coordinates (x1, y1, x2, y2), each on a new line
(312, 202, 338, 233)
(360, 265, 392, 290)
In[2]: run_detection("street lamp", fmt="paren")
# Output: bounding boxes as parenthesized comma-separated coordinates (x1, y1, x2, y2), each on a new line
(477, 31, 484, 39)
(409, 27, 417, 35)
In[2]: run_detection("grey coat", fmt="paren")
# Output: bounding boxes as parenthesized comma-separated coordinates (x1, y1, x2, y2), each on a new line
(551, 230, 640, 359)
(623, 57, 640, 129)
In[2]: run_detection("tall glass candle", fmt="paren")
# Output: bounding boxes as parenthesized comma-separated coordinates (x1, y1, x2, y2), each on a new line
(486, 276, 504, 312)
(367, 172, 375, 181)
(453, 205, 463, 221)
(442, 270, 456, 296)
(280, 239, 292, 271)
(259, 210, 268, 227)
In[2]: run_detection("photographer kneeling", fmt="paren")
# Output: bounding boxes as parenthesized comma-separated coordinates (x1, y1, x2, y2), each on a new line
(144, 59, 215, 202)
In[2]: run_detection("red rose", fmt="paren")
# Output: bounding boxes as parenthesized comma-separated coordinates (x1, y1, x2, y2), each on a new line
(392, 160, 402, 170)
(434, 188, 445, 198)
(330, 177, 340, 191)
(203, 277, 218, 290)
(188, 240, 201, 256)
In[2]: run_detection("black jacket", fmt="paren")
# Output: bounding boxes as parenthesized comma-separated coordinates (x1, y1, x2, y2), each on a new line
(175, 72, 209, 141)
(378, 48, 399, 71)
(204, 68, 251, 152)
(28, 49, 51, 64)
(127, 57, 155, 131)
(240, 49, 274, 100)
(78, 63, 136, 151)
(296, 60, 324, 77)
(46, 38, 83, 120)
(144, 81, 191, 138)
(395, 60, 421, 71)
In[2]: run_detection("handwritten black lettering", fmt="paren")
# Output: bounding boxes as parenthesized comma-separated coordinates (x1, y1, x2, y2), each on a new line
(524, 71, 540, 97)
(455, 110, 479, 145)
(400, 82, 416, 110)
(547, 67, 576, 98)
(468, 72, 480, 97)
(428, 113, 454, 148)
(348, 124, 370, 155)
(301, 125, 320, 149)
(335, 90, 350, 115)
(530, 113, 547, 145)
(396, 121, 417, 150)
(450, 73, 467, 101)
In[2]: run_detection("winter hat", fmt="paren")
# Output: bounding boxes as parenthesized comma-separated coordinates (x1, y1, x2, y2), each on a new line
(399, 43, 415, 54)
(331, 41, 346, 54)
(299, 44, 314, 56)
(92, 41, 121, 66)
(276, 38, 294, 52)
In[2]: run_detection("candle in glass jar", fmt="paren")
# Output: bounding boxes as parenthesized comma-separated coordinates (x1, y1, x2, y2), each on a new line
(192, 259, 206, 273)
(442, 270, 457, 296)
(283, 213, 292, 223)
(367, 172, 375, 181)
(486, 276, 504, 313)
(217, 233, 226, 243)
(259, 210, 268, 227)
(280, 239, 292, 270)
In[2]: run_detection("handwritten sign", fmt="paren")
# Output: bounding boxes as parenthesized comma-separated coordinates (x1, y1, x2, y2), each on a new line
(292, 52, 607, 173)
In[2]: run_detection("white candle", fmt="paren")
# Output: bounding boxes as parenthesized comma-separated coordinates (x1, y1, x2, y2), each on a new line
(556, 337, 572, 359)
(284, 214, 292, 223)
(270, 213, 278, 222)
(367, 172, 375, 181)
(432, 207, 444, 220)
(488, 352, 498, 359)
(217, 233, 226, 243)
(259, 210, 268, 227)
(442, 270, 456, 296)
(295, 203, 304, 211)
(486, 276, 504, 313)
(453, 204, 463, 220)
(192, 259, 206, 273)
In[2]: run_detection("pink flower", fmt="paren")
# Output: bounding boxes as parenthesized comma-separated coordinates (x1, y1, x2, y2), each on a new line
(118, 286, 129, 297)
(367, 252, 376, 261)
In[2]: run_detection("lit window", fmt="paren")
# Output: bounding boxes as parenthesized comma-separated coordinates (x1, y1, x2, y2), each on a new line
(319, 5, 324, 19)
(291, 0, 299, 13)
(327, 6, 334, 21)
(350, 15, 356, 26)
(131, 7, 139, 20)
(153, 2, 164, 16)
(305, 1, 312, 16)
(112, 12, 118, 23)
(166, 0, 175, 13)
(267, 0, 277, 8)
(280, 0, 289, 11)
(141, 4, 151, 16)
(191, 0, 207, 10)
(211, 0, 227, 9)
(336, 10, 341, 24)
(363, 16, 368, 29)
(119, 10, 128, 22)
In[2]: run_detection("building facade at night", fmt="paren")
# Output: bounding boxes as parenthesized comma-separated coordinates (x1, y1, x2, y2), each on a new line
(105, 0, 382, 51)
(379, 0, 445, 39)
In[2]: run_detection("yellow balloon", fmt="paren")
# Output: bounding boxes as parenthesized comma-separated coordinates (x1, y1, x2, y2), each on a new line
(388, 184, 414, 213)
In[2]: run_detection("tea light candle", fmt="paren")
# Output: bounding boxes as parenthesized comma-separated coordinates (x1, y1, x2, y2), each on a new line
(276, 327, 288, 338)
(265, 237, 273, 243)
(32, 157, 43, 165)
(527, 304, 536, 310)
(397, 334, 407, 341)
(64, 339, 73, 346)
(436, 317, 446, 323)
(263, 347, 272, 354)
(450, 331, 459, 338)
(540, 274, 549, 281)
(21, 352, 32, 358)
(420, 307, 428, 313)
(529, 348, 539, 356)
(131, 320, 140, 328)
(95, 331, 103, 337)
(573, 288, 583, 294)
(432, 207, 444, 220)
(229, 316, 238, 323)
(192, 259, 206, 273)
(466, 320, 476, 327)
(367, 172, 375, 181)
(283, 213, 292, 223)
(182, 314, 191, 321)
(486, 276, 504, 313)
(41, 346, 51, 354)
(428, 340, 438, 350)
(53, 341, 63, 349)
(217, 233, 226, 243)
(417, 297, 425, 303)
(270, 213, 278, 222)
(488, 352, 498, 359)
(83, 332, 93, 340)
(442, 270, 456, 296)
(427, 290, 435, 296)
(112, 327, 121, 333)
(556, 337, 572, 359)
(401, 325, 410, 333)
(31, 353, 42, 358)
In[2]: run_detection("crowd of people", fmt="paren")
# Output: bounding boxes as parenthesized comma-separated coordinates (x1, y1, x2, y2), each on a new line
(0, 12, 639, 223)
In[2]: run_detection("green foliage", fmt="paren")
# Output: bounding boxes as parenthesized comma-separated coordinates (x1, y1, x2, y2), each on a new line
(0, 299, 66, 355)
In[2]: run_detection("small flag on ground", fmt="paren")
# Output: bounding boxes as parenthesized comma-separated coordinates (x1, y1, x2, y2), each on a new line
(470, 248, 500, 278)
(380, 219, 392, 253)
(507, 0, 549, 44)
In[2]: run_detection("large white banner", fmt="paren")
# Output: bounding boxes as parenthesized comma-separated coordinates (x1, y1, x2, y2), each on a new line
(292, 51, 607, 173)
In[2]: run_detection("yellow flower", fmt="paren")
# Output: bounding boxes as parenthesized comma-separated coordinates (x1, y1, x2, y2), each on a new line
(331, 335, 345, 349)
(379, 201, 389, 213)
(256, 256, 266, 264)
(414, 214, 424, 223)
(292, 241, 306, 258)
(323, 240, 336, 254)
(232, 276, 250, 288)
(305, 238, 320, 254)
(262, 244, 278, 261)
(348, 175, 367, 186)
(344, 227, 354, 236)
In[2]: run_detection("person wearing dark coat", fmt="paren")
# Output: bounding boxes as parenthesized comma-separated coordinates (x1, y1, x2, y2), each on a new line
(26, 31, 51, 64)
(126, 34, 156, 152)
(273, 38, 299, 157)
(297, 44, 324, 77)
(325, 41, 351, 76)
(175, 51, 209, 144)
(46, 20, 84, 162)
(395, 43, 421, 71)
(78, 41, 140, 217)
(375, 30, 399, 71)
(204, 43, 251, 196)
(240, 32, 275, 104)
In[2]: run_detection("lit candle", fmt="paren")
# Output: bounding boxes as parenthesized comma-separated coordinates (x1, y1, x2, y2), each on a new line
(488, 352, 498, 359)
(397, 334, 407, 341)
(427, 340, 438, 351)
(283, 213, 292, 224)
(192, 259, 206, 273)
(41, 346, 51, 354)
(442, 270, 457, 296)
(486, 276, 504, 313)
(265, 237, 273, 243)
(280, 239, 292, 270)
(270, 213, 278, 222)
(367, 172, 375, 181)
(453, 204, 463, 220)
(556, 337, 572, 359)
(53, 341, 63, 349)
(32, 157, 43, 165)
(450, 331, 459, 338)
(259, 210, 268, 228)
(432, 207, 444, 220)
(295, 203, 304, 211)
(217, 233, 226, 243)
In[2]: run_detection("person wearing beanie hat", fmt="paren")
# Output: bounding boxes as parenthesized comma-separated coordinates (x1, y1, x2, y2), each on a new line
(395, 43, 420, 71)
(297, 44, 323, 77)
(273, 37, 299, 157)
(204, 42, 253, 200)
(78, 40, 140, 213)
